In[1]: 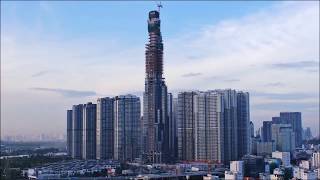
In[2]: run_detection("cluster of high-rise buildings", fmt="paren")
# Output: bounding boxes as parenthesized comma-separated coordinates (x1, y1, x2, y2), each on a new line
(67, 95, 141, 161)
(66, 9, 308, 167)
(251, 112, 303, 156)
(176, 90, 250, 165)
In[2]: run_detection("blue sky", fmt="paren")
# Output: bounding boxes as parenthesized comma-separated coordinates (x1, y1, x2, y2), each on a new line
(1, 1, 319, 138)
(2, 1, 275, 44)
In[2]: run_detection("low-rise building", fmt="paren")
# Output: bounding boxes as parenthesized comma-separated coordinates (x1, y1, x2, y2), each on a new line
(224, 171, 243, 180)
(272, 151, 290, 167)
(259, 173, 271, 180)
(293, 166, 318, 180)
(230, 161, 244, 175)
(270, 168, 284, 180)
(299, 160, 310, 170)
(242, 155, 265, 178)
(312, 152, 320, 168)
(300, 170, 317, 180)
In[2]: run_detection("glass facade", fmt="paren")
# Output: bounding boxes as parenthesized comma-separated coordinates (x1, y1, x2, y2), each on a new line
(72, 104, 83, 159)
(96, 97, 114, 160)
(67, 110, 73, 156)
(83, 103, 97, 159)
(114, 95, 141, 161)
(177, 89, 250, 164)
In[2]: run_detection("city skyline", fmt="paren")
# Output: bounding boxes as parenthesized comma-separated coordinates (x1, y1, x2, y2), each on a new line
(1, 1, 319, 137)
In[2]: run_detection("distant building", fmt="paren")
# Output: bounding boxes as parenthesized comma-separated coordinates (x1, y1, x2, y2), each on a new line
(265, 158, 281, 174)
(272, 151, 291, 167)
(271, 168, 285, 179)
(279, 112, 302, 148)
(272, 117, 283, 124)
(242, 155, 265, 178)
(272, 117, 281, 124)
(251, 136, 261, 155)
(312, 152, 320, 168)
(236, 92, 250, 159)
(304, 127, 313, 141)
(299, 160, 310, 170)
(193, 91, 224, 162)
(262, 121, 272, 142)
(167, 93, 177, 162)
(317, 168, 320, 179)
(293, 167, 318, 180)
(96, 97, 114, 160)
(271, 124, 295, 152)
(301, 170, 317, 179)
(72, 104, 83, 159)
(67, 110, 73, 156)
(177, 89, 249, 164)
(82, 102, 97, 159)
(224, 171, 243, 180)
(177, 91, 197, 161)
(225, 160, 244, 179)
(249, 121, 255, 154)
(257, 141, 275, 157)
(230, 161, 244, 175)
(114, 95, 141, 161)
(250, 121, 254, 138)
(219, 89, 238, 163)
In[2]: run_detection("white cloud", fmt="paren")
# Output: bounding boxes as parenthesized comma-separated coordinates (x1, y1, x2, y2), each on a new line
(1, 1, 319, 136)
(164, 2, 319, 133)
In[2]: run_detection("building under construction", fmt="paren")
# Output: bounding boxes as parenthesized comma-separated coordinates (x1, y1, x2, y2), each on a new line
(143, 10, 169, 163)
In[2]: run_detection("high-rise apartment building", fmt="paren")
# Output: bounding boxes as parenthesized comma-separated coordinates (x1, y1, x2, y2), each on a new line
(143, 10, 169, 163)
(167, 93, 177, 162)
(67, 110, 73, 156)
(114, 95, 141, 162)
(172, 97, 178, 159)
(279, 112, 302, 148)
(96, 97, 114, 160)
(177, 89, 249, 164)
(218, 89, 238, 163)
(72, 104, 83, 159)
(194, 92, 224, 162)
(177, 91, 196, 161)
(82, 102, 97, 159)
(236, 92, 250, 159)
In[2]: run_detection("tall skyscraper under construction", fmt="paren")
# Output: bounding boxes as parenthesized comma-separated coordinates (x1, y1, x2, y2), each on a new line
(143, 10, 169, 163)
